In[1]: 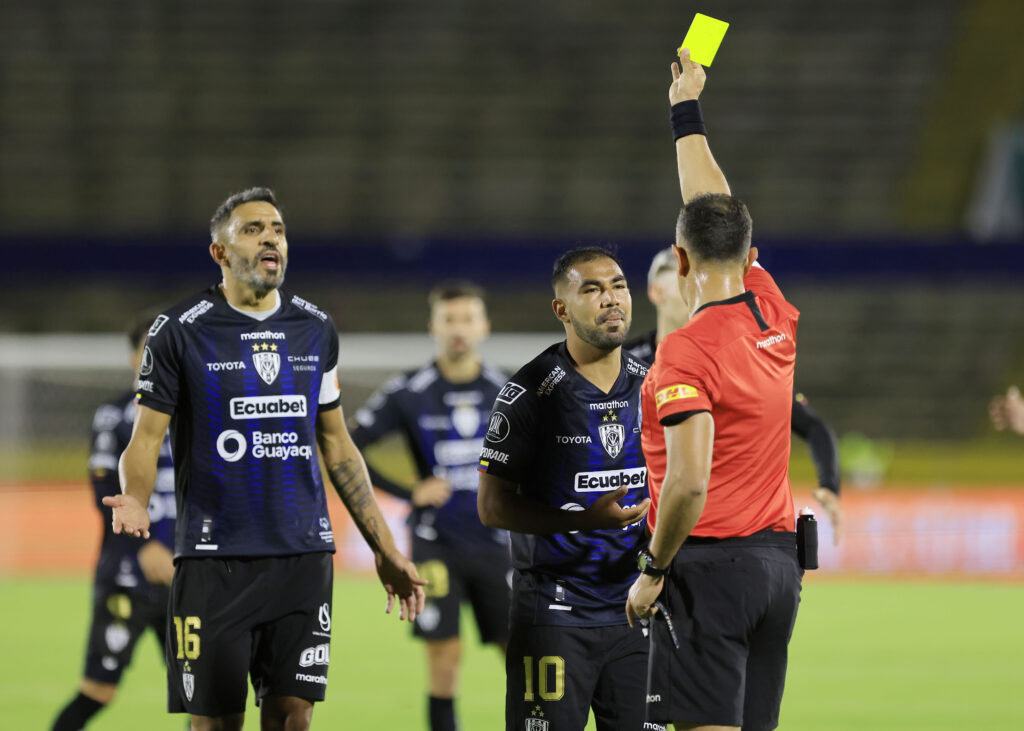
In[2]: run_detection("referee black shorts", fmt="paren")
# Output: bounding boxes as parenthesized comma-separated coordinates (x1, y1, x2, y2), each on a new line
(166, 552, 333, 717)
(646, 530, 802, 731)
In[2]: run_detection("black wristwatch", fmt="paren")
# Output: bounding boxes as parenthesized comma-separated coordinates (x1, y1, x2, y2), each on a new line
(637, 548, 669, 577)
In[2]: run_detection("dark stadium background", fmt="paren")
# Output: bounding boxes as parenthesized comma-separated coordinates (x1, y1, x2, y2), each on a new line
(2, 1, 1023, 728)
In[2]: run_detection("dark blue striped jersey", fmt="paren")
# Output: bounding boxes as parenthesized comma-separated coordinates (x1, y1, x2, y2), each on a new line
(89, 392, 175, 589)
(351, 363, 508, 548)
(479, 342, 650, 627)
(137, 286, 342, 559)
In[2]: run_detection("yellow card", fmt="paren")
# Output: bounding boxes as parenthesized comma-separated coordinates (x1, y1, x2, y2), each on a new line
(678, 13, 729, 66)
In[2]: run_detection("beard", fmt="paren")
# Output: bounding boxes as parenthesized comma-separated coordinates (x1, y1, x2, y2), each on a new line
(570, 308, 631, 350)
(227, 247, 286, 297)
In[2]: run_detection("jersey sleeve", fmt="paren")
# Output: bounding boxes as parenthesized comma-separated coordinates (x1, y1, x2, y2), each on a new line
(135, 314, 181, 415)
(650, 334, 714, 426)
(88, 403, 127, 510)
(478, 379, 539, 484)
(318, 318, 342, 410)
(350, 376, 406, 447)
(791, 391, 841, 494)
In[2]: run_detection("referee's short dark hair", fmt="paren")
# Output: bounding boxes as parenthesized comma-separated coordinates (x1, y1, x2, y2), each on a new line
(210, 187, 279, 241)
(551, 246, 623, 290)
(676, 194, 752, 264)
(427, 280, 486, 308)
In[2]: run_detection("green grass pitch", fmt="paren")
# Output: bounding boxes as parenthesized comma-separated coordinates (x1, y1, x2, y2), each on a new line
(4, 576, 1023, 729)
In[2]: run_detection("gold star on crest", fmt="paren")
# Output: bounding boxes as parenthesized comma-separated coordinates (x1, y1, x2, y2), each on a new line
(602, 409, 618, 422)
(530, 705, 544, 717)
(270, 343, 278, 351)
(252, 344, 260, 352)
(261, 343, 270, 351)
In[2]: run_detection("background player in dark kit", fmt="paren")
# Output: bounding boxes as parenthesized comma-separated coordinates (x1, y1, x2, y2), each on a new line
(478, 248, 664, 731)
(627, 51, 803, 730)
(350, 281, 511, 731)
(51, 314, 176, 731)
(626, 247, 843, 543)
(103, 187, 425, 731)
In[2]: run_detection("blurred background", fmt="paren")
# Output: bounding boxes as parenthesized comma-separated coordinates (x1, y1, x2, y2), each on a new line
(2, 0, 1023, 728)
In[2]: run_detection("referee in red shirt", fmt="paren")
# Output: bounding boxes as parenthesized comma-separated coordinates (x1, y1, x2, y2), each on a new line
(625, 50, 803, 731)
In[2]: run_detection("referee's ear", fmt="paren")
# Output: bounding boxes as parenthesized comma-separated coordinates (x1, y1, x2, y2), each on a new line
(742, 246, 759, 276)
(672, 245, 690, 278)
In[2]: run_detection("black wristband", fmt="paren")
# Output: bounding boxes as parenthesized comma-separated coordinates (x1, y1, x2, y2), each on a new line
(670, 100, 706, 141)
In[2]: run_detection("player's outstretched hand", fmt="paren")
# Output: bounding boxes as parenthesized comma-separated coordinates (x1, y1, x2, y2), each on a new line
(625, 573, 663, 628)
(580, 487, 650, 531)
(669, 48, 707, 105)
(376, 550, 428, 623)
(101, 494, 151, 539)
(812, 488, 843, 546)
(990, 385, 1024, 435)
(411, 476, 453, 508)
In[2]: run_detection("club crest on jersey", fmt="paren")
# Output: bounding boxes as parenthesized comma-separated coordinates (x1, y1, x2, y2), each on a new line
(598, 409, 625, 459)
(452, 402, 480, 438)
(251, 342, 280, 385)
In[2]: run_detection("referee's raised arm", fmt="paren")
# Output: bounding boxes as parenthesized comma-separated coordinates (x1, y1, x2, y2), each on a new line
(671, 48, 730, 202)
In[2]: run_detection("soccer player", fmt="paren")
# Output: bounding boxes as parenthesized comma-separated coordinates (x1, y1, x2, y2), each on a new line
(102, 187, 425, 731)
(626, 247, 843, 543)
(51, 314, 176, 731)
(478, 247, 663, 731)
(349, 280, 511, 731)
(626, 51, 803, 730)
(990, 385, 1024, 435)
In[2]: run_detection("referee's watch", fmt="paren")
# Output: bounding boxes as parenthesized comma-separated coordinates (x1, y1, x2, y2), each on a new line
(637, 548, 669, 578)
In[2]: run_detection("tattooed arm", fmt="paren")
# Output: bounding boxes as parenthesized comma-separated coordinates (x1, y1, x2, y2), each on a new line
(317, 404, 426, 621)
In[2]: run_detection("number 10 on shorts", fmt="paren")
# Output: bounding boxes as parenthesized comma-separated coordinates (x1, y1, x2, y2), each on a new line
(173, 616, 202, 660)
(522, 655, 564, 701)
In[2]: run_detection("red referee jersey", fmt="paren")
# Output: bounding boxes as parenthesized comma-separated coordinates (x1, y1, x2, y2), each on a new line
(641, 264, 799, 538)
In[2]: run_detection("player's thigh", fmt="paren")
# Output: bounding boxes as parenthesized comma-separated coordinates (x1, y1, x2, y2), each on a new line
(591, 624, 661, 731)
(166, 559, 253, 717)
(249, 552, 334, 706)
(647, 547, 768, 728)
(505, 624, 597, 731)
(412, 539, 465, 641)
(82, 586, 152, 685)
(741, 552, 802, 731)
(463, 543, 512, 645)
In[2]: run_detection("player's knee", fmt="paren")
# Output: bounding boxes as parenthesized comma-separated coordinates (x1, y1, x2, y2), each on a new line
(79, 678, 117, 705)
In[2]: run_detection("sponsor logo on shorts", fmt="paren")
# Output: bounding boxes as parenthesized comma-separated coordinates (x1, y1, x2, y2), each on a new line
(485, 412, 510, 443)
(295, 673, 328, 685)
(655, 384, 698, 408)
(573, 467, 647, 492)
(318, 604, 331, 632)
(148, 315, 169, 337)
(104, 622, 130, 653)
(139, 346, 154, 376)
(496, 382, 526, 405)
(646, 694, 661, 703)
(299, 643, 330, 668)
(179, 300, 213, 325)
(230, 395, 307, 419)
(206, 360, 247, 372)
